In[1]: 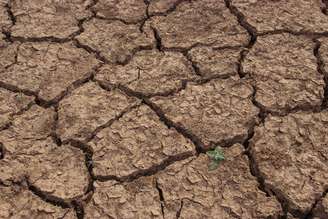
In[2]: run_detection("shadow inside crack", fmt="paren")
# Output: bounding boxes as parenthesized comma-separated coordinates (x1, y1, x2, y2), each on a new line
(26, 180, 71, 209)
(95, 151, 194, 183)
(0, 142, 5, 160)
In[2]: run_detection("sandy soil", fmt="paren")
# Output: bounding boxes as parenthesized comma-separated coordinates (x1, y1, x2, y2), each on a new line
(0, 0, 327, 218)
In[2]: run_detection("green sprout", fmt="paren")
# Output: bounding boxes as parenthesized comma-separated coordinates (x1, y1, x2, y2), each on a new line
(206, 147, 225, 171)
(16, 92, 24, 102)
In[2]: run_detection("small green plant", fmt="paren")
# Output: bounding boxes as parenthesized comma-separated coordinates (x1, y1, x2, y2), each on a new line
(206, 147, 225, 171)
(16, 92, 24, 102)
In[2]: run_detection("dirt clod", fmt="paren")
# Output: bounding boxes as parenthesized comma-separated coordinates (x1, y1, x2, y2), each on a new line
(149, 0, 249, 49)
(76, 18, 155, 63)
(0, 36, 19, 70)
(230, 0, 328, 34)
(9, 0, 93, 39)
(244, 33, 325, 113)
(28, 144, 90, 200)
(188, 46, 241, 78)
(250, 111, 328, 216)
(0, 88, 34, 129)
(84, 177, 162, 218)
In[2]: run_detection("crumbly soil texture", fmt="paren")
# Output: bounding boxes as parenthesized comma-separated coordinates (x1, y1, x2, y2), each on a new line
(0, 0, 328, 219)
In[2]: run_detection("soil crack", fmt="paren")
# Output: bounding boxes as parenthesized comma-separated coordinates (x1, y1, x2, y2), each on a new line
(242, 85, 327, 219)
(241, 86, 289, 218)
(151, 26, 163, 52)
(156, 179, 166, 218)
(73, 39, 109, 63)
(151, 0, 189, 17)
(0, 142, 5, 160)
(224, 0, 257, 48)
(0, 63, 101, 109)
(110, 80, 259, 154)
(95, 151, 193, 183)
(304, 189, 328, 219)
(313, 39, 328, 109)
(176, 199, 184, 219)
(4, 1, 16, 26)
(322, 0, 328, 15)
(26, 179, 71, 209)
(258, 29, 328, 37)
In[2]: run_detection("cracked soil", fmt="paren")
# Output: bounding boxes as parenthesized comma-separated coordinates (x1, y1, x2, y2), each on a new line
(0, 0, 328, 219)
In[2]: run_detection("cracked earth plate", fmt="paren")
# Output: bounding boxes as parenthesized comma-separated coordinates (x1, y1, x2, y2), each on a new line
(250, 111, 328, 216)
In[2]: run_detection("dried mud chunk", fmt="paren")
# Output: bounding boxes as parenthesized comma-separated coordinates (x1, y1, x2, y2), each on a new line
(28, 144, 89, 200)
(188, 46, 241, 78)
(0, 42, 99, 102)
(150, 0, 248, 49)
(96, 50, 196, 96)
(0, 140, 56, 185)
(1, 140, 89, 200)
(84, 178, 162, 219)
(231, 0, 328, 33)
(148, 0, 182, 15)
(250, 111, 328, 214)
(0, 105, 55, 146)
(93, 0, 146, 23)
(57, 82, 138, 142)
(0, 186, 75, 219)
(90, 104, 195, 178)
(157, 144, 282, 219)
(313, 195, 328, 219)
(0, 105, 55, 182)
(318, 38, 328, 76)
(0, 88, 34, 129)
(10, 0, 92, 39)
(0, 1, 12, 31)
(0, 37, 19, 70)
(243, 34, 324, 113)
(77, 19, 154, 63)
(151, 77, 258, 147)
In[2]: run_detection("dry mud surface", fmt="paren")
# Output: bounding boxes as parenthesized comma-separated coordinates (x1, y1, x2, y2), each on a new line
(0, 0, 328, 219)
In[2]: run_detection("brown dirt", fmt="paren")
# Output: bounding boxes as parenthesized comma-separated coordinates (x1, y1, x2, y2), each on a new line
(230, 0, 328, 34)
(148, 0, 249, 49)
(92, 0, 147, 23)
(188, 46, 242, 78)
(250, 112, 328, 216)
(243, 33, 325, 113)
(313, 195, 328, 219)
(0, 185, 75, 218)
(0, 2, 12, 32)
(76, 18, 155, 63)
(95, 50, 196, 96)
(0, 0, 327, 218)
(0, 42, 99, 103)
(9, 0, 93, 39)
(152, 77, 259, 148)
